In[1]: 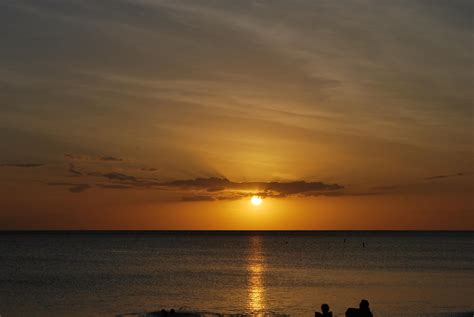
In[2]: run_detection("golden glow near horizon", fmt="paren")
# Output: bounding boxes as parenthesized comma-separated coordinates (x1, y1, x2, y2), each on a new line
(251, 196, 263, 206)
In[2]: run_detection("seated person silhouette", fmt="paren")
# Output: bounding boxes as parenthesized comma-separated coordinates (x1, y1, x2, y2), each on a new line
(345, 299, 373, 317)
(358, 300, 373, 317)
(315, 303, 333, 317)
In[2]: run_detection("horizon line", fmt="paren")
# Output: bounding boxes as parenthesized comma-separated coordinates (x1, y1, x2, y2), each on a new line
(1, 229, 472, 233)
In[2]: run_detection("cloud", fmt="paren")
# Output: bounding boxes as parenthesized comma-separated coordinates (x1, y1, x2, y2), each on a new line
(0, 163, 44, 168)
(98, 156, 123, 162)
(370, 171, 473, 195)
(65, 154, 123, 162)
(165, 177, 232, 189)
(158, 177, 344, 200)
(52, 166, 346, 199)
(64, 154, 84, 160)
(162, 177, 343, 196)
(304, 191, 380, 197)
(425, 172, 468, 180)
(371, 185, 402, 191)
(95, 184, 134, 189)
(140, 167, 158, 172)
(98, 173, 138, 182)
(87, 171, 162, 188)
(68, 163, 82, 176)
(48, 182, 90, 193)
(181, 195, 215, 202)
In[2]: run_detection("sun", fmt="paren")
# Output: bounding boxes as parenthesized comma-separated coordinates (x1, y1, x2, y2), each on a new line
(250, 195, 263, 206)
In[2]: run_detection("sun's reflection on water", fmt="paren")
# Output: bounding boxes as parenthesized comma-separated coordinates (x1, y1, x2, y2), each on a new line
(247, 235, 266, 313)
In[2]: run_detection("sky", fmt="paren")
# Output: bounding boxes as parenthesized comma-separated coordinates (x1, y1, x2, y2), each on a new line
(0, 0, 472, 230)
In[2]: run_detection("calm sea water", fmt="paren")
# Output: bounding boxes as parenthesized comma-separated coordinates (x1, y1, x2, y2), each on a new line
(0, 231, 473, 317)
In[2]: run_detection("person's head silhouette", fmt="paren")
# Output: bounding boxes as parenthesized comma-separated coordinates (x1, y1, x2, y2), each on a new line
(321, 304, 330, 313)
(359, 299, 370, 310)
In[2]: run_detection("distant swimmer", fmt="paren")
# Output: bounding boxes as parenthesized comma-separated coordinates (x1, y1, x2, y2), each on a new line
(362, 242, 365, 248)
(315, 303, 333, 317)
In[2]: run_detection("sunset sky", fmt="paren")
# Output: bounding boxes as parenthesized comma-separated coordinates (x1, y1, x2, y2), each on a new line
(0, 0, 472, 229)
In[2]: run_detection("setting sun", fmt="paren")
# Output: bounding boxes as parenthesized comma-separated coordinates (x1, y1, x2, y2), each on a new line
(250, 195, 263, 206)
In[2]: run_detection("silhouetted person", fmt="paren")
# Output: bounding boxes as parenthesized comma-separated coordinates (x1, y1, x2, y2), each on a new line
(345, 299, 373, 317)
(161, 309, 168, 317)
(315, 303, 332, 317)
(170, 309, 176, 315)
(358, 299, 373, 317)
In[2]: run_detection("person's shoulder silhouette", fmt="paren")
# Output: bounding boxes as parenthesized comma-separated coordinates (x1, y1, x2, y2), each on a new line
(345, 307, 358, 317)
(345, 299, 373, 317)
(315, 303, 332, 317)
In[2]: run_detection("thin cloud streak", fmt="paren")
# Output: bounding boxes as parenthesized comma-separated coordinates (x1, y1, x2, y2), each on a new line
(47, 182, 90, 193)
(65, 154, 123, 162)
(0, 163, 45, 168)
(425, 172, 469, 180)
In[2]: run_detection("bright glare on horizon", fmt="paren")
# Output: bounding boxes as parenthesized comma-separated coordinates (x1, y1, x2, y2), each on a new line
(251, 196, 263, 206)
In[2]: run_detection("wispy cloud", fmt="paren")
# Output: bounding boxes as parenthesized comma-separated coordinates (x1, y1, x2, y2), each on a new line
(0, 163, 44, 168)
(95, 184, 134, 189)
(140, 167, 158, 172)
(48, 182, 90, 193)
(181, 195, 216, 202)
(87, 171, 162, 188)
(52, 168, 346, 199)
(424, 172, 469, 180)
(98, 156, 123, 162)
(164, 177, 342, 196)
(68, 163, 82, 177)
(370, 171, 473, 194)
(65, 154, 123, 162)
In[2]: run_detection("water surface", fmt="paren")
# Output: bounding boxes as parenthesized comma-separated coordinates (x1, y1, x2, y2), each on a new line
(0, 231, 473, 316)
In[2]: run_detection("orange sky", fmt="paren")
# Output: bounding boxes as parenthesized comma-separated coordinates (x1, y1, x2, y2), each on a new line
(0, 0, 472, 229)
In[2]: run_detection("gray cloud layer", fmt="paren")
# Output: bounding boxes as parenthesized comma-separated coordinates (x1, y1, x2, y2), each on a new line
(1, 0, 472, 205)
(49, 162, 345, 200)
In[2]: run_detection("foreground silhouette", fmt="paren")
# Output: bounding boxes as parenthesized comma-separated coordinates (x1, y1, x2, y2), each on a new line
(315, 303, 332, 317)
(122, 300, 373, 317)
(345, 299, 373, 317)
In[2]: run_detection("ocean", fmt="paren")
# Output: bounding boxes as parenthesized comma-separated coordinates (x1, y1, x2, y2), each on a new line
(0, 231, 472, 317)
